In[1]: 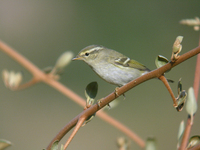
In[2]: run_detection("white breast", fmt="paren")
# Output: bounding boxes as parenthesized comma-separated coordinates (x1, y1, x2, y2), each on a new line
(91, 62, 145, 86)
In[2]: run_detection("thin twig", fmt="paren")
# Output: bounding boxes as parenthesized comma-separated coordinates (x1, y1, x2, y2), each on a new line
(159, 75, 177, 108)
(16, 78, 39, 90)
(47, 45, 200, 149)
(1, 40, 200, 150)
(0, 40, 44, 79)
(179, 37, 200, 150)
(63, 117, 86, 149)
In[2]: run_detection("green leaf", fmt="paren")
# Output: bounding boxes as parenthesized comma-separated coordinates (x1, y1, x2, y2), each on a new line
(51, 140, 59, 150)
(60, 144, 64, 150)
(145, 137, 156, 150)
(85, 82, 98, 107)
(0, 139, 12, 150)
(186, 87, 198, 124)
(177, 120, 185, 140)
(155, 55, 170, 72)
(85, 82, 98, 99)
(177, 120, 185, 148)
(177, 78, 182, 95)
(176, 90, 187, 111)
(187, 135, 200, 148)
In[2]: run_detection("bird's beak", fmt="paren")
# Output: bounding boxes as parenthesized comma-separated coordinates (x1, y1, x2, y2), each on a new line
(72, 56, 82, 61)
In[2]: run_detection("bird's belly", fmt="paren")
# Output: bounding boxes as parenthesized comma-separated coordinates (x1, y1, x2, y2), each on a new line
(92, 64, 144, 86)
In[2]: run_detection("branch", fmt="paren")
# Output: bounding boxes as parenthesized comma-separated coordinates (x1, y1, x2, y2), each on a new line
(1, 40, 200, 149)
(46, 46, 200, 149)
(0, 40, 145, 148)
(179, 38, 200, 150)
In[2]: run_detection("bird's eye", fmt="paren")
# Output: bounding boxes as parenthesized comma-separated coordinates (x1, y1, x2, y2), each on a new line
(85, 53, 89, 56)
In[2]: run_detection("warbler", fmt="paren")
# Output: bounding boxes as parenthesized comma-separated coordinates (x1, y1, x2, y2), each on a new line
(72, 45, 151, 86)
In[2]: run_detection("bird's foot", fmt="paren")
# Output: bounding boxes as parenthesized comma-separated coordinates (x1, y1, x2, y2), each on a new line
(114, 87, 126, 100)
(114, 87, 120, 97)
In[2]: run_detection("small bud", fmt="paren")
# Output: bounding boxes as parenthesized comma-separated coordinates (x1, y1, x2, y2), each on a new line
(177, 120, 185, 140)
(10, 71, 22, 88)
(171, 36, 183, 62)
(117, 137, 129, 150)
(186, 87, 198, 124)
(180, 17, 200, 26)
(55, 51, 74, 69)
(2, 70, 9, 87)
(51, 140, 59, 150)
(173, 36, 183, 54)
(194, 25, 200, 31)
(187, 135, 200, 148)
(2, 70, 23, 90)
(60, 144, 64, 150)
(52, 51, 74, 75)
(145, 137, 157, 150)
(180, 17, 200, 31)
(177, 120, 185, 149)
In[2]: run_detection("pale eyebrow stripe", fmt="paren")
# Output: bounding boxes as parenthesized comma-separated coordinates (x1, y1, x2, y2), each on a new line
(88, 47, 103, 53)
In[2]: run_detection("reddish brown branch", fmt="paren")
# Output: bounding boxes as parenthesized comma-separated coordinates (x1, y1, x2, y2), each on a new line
(179, 40, 200, 150)
(159, 75, 177, 108)
(0, 40, 145, 148)
(179, 117, 193, 150)
(63, 117, 86, 149)
(0, 40, 44, 80)
(1, 40, 200, 150)
(47, 46, 200, 149)
(193, 53, 200, 100)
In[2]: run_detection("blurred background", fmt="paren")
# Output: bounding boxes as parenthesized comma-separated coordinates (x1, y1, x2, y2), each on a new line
(0, 1, 199, 150)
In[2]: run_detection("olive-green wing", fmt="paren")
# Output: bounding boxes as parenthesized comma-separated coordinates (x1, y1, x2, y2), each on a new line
(114, 57, 150, 71)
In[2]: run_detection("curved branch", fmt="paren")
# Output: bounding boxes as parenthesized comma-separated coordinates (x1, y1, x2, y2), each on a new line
(47, 46, 200, 149)
(0, 40, 145, 148)
(1, 40, 200, 150)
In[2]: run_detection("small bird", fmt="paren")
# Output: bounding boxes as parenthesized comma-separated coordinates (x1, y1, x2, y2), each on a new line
(72, 45, 151, 87)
